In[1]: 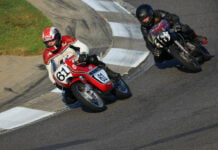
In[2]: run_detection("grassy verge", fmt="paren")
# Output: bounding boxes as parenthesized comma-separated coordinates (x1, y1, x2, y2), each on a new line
(0, 0, 53, 56)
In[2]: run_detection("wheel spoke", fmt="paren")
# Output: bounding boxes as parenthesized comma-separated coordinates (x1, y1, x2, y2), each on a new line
(76, 85, 104, 107)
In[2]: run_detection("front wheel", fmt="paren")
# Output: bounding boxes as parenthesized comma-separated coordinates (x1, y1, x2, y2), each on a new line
(71, 82, 106, 112)
(112, 78, 131, 99)
(169, 46, 202, 72)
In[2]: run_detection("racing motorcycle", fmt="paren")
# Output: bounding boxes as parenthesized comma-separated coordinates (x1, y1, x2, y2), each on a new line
(53, 55, 131, 112)
(150, 19, 211, 72)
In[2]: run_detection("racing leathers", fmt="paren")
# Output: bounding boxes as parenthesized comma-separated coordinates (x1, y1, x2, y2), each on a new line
(43, 36, 120, 104)
(141, 10, 207, 62)
(43, 35, 89, 84)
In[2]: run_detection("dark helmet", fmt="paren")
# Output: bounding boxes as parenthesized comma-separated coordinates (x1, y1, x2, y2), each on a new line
(136, 4, 154, 28)
(42, 27, 62, 53)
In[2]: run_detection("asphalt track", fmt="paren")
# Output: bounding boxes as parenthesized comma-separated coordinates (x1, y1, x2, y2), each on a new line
(0, 0, 218, 150)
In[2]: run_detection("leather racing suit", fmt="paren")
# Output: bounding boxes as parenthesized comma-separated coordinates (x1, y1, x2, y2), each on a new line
(140, 10, 203, 62)
(43, 35, 89, 84)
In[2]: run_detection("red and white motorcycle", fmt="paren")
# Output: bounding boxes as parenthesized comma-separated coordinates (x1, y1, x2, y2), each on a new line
(53, 56, 131, 112)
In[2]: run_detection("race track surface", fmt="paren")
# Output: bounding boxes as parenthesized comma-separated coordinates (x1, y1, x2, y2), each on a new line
(0, 0, 218, 149)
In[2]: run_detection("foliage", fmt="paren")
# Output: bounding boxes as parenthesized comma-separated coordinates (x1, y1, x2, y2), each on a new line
(0, 0, 53, 55)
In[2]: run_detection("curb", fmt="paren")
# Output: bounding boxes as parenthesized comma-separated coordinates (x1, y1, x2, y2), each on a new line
(81, 0, 152, 74)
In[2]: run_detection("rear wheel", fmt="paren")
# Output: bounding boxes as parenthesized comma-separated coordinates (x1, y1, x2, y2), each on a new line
(71, 82, 106, 112)
(112, 78, 131, 99)
(192, 42, 212, 62)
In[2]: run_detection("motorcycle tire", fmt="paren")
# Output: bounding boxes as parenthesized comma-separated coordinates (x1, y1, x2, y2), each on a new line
(192, 42, 212, 62)
(71, 82, 106, 112)
(112, 78, 131, 100)
(169, 46, 202, 73)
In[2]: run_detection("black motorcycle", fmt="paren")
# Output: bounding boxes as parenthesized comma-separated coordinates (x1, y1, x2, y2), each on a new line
(150, 19, 211, 72)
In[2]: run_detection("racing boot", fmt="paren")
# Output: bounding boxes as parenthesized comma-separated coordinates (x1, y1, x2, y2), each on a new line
(104, 66, 121, 81)
(96, 59, 121, 80)
(182, 25, 208, 45)
(63, 89, 77, 104)
(194, 35, 208, 45)
(192, 36, 213, 61)
(188, 30, 208, 45)
(55, 83, 76, 104)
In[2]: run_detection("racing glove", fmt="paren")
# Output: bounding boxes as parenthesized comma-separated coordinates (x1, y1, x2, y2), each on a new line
(78, 54, 88, 63)
(69, 44, 80, 51)
(54, 83, 63, 90)
(173, 23, 182, 32)
(154, 32, 171, 49)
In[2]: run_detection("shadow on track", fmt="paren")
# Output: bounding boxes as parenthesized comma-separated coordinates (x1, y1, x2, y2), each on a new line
(135, 122, 218, 150)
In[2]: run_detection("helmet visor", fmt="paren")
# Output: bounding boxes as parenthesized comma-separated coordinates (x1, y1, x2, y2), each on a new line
(142, 17, 150, 23)
(44, 39, 56, 48)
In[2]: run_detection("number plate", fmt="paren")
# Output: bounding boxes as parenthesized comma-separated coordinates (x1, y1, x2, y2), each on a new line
(94, 69, 110, 83)
(54, 65, 72, 84)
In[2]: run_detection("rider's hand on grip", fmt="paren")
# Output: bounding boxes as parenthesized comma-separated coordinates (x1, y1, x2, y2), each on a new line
(173, 23, 182, 32)
(78, 54, 88, 63)
(154, 38, 164, 48)
(154, 32, 170, 48)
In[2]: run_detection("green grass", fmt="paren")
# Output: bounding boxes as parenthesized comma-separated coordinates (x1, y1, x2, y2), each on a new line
(0, 0, 53, 55)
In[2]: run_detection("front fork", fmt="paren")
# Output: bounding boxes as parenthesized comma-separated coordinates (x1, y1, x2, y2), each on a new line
(79, 76, 93, 91)
(173, 40, 190, 55)
(69, 76, 92, 91)
(168, 40, 196, 62)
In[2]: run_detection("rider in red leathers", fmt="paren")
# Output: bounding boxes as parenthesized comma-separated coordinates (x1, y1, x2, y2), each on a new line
(42, 27, 120, 104)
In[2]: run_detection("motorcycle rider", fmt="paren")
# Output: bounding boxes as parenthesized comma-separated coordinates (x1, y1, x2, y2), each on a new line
(42, 27, 120, 104)
(136, 4, 209, 63)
